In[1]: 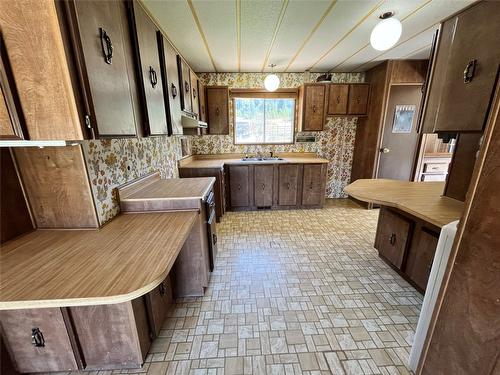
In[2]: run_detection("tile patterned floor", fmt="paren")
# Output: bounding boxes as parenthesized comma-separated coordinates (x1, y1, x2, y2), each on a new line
(75, 200, 422, 375)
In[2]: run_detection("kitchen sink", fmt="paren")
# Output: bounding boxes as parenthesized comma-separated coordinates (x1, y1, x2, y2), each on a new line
(241, 157, 285, 162)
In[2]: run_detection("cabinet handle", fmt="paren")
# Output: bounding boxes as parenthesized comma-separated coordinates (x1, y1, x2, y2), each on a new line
(99, 28, 113, 64)
(389, 233, 396, 245)
(463, 59, 477, 83)
(159, 282, 166, 296)
(184, 81, 190, 93)
(31, 328, 45, 347)
(336, 96, 341, 104)
(171, 83, 178, 98)
(149, 66, 158, 88)
(237, 184, 241, 190)
(309, 183, 313, 190)
(216, 107, 220, 116)
(286, 182, 290, 189)
(193, 88, 197, 99)
(262, 183, 265, 190)
(312, 105, 316, 113)
(213, 233, 218, 245)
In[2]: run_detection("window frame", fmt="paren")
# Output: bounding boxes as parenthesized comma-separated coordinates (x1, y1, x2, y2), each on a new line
(231, 89, 298, 145)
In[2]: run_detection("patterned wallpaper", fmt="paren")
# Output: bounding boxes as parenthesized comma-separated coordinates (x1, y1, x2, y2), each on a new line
(82, 136, 184, 224)
(192, 72, 364, 199)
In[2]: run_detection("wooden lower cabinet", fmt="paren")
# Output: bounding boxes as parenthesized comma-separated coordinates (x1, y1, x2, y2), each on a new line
(278, 164, 300, 206)
(301, 164, 327, 207)
(145, 275, 173, 338)
(374, 206, 441, 292)
(229, 165, 251, 208)
(254, 165, 274, 207)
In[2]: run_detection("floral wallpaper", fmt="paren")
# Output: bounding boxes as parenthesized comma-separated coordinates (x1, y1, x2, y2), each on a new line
(82, 136, 185, 224)
(192, 72, 364, 199)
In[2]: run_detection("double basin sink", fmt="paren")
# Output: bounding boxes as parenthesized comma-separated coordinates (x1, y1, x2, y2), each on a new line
(240, 156, 286, 163)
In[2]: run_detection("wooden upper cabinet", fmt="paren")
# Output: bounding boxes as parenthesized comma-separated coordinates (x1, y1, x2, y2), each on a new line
(129, 1, 168, 136)
(65, 0, 139, 137)
(0, 0, 83, 140)
(206, 86, 229, 135)
(347, 84, 370, 115)
(157, 33, 182, 135)
(190, 73, 199, 117)
(198, 82, 207, 122)
(254, 165, 274, 207)
(178, 56, 192, 113)
(300, 84, 326, 131)
(432, 1, 500, 133)
(327, 84, 348, 115)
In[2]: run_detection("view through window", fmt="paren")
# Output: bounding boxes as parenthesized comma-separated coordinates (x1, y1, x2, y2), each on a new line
(234, 98, 295, 144)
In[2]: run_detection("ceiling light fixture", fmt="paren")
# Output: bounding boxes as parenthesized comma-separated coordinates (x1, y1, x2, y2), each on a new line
(370, 11, 402, 51)
(264, 64, 280, 92)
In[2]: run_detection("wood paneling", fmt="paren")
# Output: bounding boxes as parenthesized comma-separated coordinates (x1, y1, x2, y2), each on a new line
(327, 84, 348, 115)
(347, 84, 370, 115)
(301, 84, 326, 131)
(0, 0, 83, 140)
(229, 165, 250, 207)
(0, 149, 33, 244)
(13, 146, 98, 229)
(0, 212, 197, 309)
(278, 164, 300, 206)
(207, 86, 229, 135)
(444, 133, 481, 202)
(254, 165, 274, 207)
(419, 70, 500, 375)
(375, 207, 411, 268)
(0, 308, 78, 372)
(301, 164, 325, 206)
(70, 300, 148, 369)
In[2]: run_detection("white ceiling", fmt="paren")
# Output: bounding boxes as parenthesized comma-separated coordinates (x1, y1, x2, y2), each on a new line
(141, 0, 476, 73)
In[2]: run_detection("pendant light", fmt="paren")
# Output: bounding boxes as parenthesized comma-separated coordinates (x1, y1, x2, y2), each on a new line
(370, 11, 402, 51)
(264, 64, 280, 92)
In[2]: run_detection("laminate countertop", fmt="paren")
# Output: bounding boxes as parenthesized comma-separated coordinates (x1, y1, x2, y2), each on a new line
(0, 212, 197, 310)
(179, 154, 329, 169)
(344, 179, 464, 228)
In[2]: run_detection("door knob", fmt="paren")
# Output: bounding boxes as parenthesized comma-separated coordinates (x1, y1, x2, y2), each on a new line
(380, 147, 390, 154)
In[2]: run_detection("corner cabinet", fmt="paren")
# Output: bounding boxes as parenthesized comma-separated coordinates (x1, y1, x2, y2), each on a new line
(206, 86, 229, 135)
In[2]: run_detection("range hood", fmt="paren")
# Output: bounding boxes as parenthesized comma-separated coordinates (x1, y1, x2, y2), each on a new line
(181, 113, 207, 129)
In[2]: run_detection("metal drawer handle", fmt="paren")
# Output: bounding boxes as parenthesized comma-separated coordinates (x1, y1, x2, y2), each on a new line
(149, 67, 158, 88)
(336, 96, 341, 104)
(237, 184, 241, 190)
(463, 59, 477, 83)
(184, 81, 190, 93)
(32, 328, 45, 347)
(99, 28, 113, 64)
(193, 88, 197, 99)
(216, 107, 220, 116)
(309, 184, 313, 190)
(159, 282, 166, 296)
(171, 83, 178, 98)
(262, 183, 265, 190)
(286, 182, 290, 189)
(312, 105, 316, 113)
(213, 234, 217, 245)
(389, 233, 396, 245)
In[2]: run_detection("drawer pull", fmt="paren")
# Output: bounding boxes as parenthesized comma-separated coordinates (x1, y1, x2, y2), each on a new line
(389, 233, 396, 245)
(99, 28, 113, 64)
(31, 328, 45, 347)
(262, 183, 265, 190)
(336, 96, 341, 104)
(237, 184, 241, 190)
(463, 59, 477, 83)
(149, 66, 158, 88)
(312, 105, 317, 113)
(171, 83, 178, 98)
(216, 107, 220, 116)
(159, 282, 166, 296)
(184, 81, 190, 93)
(286, 182, 290, 189)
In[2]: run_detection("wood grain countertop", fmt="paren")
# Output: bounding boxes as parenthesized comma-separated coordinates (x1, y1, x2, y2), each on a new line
(0, 212, 197, 310)
(178, 153, 329, 169)
(344, 179, 464, 228)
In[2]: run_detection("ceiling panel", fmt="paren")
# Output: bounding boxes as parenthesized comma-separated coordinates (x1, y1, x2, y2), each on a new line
(192, 0, 237, 72)
(141, 0, 212, 72)
(240, 0, 285, 72)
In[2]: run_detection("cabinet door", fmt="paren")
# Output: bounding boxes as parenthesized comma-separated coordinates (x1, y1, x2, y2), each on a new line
(207, 87, 229, 134)
(434, 1, 500, 132)
(254, 165, 274, 207)
(190, 73, 199, 117)
(229, 165, 250, 207)
(405, 227, 439, 290)
(303, 84, 326, 131)
(68, 0, 138, 137)
(348, 84, 370, 115)
(131, 2, 168, 135)
(157, 34, 182, 135)
(302, 164, 324, 206)
(0, 308, 79, 372)
(146, 276, 173, 338)
(374, 207, 411, 268)
(278, 164, 300, 206)
(198, 82, 207, 122)
(327, 84, 348, 115)
(178, 56, 192, 113)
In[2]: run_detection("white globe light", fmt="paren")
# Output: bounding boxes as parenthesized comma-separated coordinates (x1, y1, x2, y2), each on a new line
(264, 74, 280, 92)
(370, 17, 402, 51)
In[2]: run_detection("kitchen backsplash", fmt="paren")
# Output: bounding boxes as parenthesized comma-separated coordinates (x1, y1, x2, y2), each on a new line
(82, 136, 186, 224)
(193, 72, 364, 199)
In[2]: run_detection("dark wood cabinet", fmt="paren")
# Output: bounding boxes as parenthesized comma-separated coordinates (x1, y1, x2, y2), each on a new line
(229, 165, 250, 207)
(301, 164, 326, 206)
(190, 73, 199, 117)
(347, 84, 370, 115)
(207, 86, 229, 134)
(177, 56, 192, 113)
(375, 207, 411, 268)
(65, 0, 139, 137)
(327, 84, 348, 115)
(157, 33, 183, 135)
(426, 1, 500, 133)
(0, 308, 79, 372)
(198, 82, 207, 122)
(299, 84, 326, 131)
(145, 276, 173, 338)
(129, 1, 168, 136)
(405, 227, 439, 290)
(278, 164, 300, 206)
(254, 165, 274, 207)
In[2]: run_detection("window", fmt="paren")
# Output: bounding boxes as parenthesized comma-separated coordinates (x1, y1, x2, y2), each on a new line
(234, 97, 295, 144)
